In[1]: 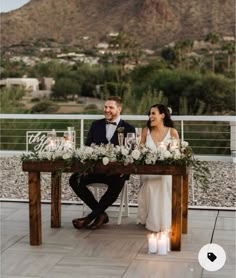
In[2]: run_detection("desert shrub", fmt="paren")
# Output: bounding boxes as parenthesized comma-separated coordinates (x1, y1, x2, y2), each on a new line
(31, 97, 40, 102)
(31, 101, 59, 113)
(84, 104, 98, 111)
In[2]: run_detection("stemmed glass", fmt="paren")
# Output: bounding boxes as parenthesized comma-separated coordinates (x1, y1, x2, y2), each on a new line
(118, 133, 124, 146)
(117, 127, 125, 146)
(63, 131, 69, 141)
(135, 128, 142, 146)
(125, 132, 136, 149)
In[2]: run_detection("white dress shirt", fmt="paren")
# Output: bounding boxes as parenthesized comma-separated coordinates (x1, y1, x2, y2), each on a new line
(106, 116, 121, 142)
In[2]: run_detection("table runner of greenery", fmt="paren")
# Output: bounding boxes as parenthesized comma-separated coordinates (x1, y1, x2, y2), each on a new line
(22, 141, 209, 190)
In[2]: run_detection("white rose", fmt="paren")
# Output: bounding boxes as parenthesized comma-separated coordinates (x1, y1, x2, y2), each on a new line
(163, 150, 171, 159)
(121, 147, 129, 156)
(85, 146, 94, 155)
(159, 144, 167, 151)
(102, 157, 109, 165)
(145, 158, 152, 164)
(47, 152, 53, 160)
(62, 153, 71, 160)
(173, 149, 181, 159)
(181, 141, 189, 147)
(131, 149, 141, 160)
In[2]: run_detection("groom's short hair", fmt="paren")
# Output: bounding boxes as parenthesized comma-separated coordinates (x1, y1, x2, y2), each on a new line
(107, 96, 122, 107)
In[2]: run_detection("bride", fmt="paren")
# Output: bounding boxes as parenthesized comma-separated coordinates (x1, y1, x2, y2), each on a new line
(137, 104, 179, 232)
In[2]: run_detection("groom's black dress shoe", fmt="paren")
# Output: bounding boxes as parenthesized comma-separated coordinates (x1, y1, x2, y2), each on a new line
(89, 213, 109, 230)
(72, 216, 92, 229)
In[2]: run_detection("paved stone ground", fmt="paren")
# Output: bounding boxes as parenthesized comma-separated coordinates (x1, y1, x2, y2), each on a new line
(1, 157, 235, 207)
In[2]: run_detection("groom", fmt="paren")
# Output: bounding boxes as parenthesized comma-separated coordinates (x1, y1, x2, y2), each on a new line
(69, 96, 135, 229)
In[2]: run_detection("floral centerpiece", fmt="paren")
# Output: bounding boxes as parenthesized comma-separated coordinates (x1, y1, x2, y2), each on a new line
(22, 139, 209, 189)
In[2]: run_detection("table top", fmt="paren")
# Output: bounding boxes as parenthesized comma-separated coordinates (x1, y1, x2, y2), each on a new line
(22, 160, 189, 175)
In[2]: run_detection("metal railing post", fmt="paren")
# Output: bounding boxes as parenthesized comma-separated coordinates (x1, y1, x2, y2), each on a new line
(80, 119, 84, 147)
(181, 120, 184, 142)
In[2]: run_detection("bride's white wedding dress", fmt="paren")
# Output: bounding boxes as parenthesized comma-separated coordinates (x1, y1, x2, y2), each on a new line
(137, 129, 172, 232)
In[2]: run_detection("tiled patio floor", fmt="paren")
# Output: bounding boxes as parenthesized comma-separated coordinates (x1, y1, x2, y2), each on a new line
(1, 202, 235, 278)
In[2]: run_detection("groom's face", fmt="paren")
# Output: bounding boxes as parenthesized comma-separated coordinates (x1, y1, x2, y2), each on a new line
(104, 100, 122, 121)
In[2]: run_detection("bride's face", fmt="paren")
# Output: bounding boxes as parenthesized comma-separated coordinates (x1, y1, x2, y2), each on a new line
(149, 107, 164, 126)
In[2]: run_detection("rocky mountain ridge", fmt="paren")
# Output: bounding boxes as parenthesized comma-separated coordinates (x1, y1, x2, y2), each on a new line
(1, 0, 235, 48)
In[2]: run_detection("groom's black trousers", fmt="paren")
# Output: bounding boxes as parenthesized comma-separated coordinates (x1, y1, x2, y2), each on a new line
(69, 173, 127, 220)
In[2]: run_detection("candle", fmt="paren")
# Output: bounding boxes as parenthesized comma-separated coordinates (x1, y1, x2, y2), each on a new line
(48, 139, 56, 151)
(64, 139, 72, 151)
(164, 229, 171, 252)
(147, 233, 157, 254)
(157, 232, 168, 255)
(158, 141, 167, 151)
(67, 127, 75, 142)
(170, 139, 179, 151)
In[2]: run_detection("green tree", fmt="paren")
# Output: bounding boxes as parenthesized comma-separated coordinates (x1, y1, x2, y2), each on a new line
(0, 87, 25, 113)
(161, 47, 177, 64)
(182, 39, 194, 70)
(51, 78, 80, 100)
(29, 60, 73, 79)
(204, 33, 220, 72)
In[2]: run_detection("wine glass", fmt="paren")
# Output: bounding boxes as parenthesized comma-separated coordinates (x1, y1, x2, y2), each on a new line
(63, 131, 69, 141)
(125, 132, 136, 149)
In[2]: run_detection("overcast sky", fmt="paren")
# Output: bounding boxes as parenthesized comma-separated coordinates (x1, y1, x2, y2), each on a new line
(0, 0, 31, 13)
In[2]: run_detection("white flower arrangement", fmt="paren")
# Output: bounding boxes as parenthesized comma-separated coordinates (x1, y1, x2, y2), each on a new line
(22, 139, 193, 166)
(21, 139, 209, 190)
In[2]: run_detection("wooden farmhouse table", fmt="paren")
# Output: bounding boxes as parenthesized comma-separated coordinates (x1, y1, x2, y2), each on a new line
(22, 160, 189, 251)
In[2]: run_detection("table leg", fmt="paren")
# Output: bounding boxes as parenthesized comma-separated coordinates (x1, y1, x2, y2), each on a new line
(182, 174, 188, 234)
(51, 172, 61, 228)
(171, 175, 182, 251)
(29, 172, 42, 245)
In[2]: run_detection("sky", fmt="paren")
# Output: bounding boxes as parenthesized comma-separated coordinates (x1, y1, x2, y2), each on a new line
(0, 0, 31, 13)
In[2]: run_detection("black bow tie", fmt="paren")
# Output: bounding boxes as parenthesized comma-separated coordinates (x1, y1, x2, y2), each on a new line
(106, 121, 117, 125)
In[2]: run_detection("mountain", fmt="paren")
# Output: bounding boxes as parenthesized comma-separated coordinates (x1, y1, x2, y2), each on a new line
(1, 0, 235, 49)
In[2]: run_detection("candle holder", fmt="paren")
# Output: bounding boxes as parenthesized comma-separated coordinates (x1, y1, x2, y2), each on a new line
(157, 232, 168, 255)
(147, 233, 158, 254)
(67, 127, 75, 142)
(157, 141, 167, 151)
(163, 229, 171, 252)
(47, 129, 57, 151)
(47, 129, 56, 140)
(169, 138, 180, 151)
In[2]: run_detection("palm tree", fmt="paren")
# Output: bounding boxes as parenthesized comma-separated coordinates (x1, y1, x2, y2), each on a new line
(221, 41, 235, 71)
(174, 41, 185, 67)
(182, 39, 194, 70)
(204, 32, 220, 72)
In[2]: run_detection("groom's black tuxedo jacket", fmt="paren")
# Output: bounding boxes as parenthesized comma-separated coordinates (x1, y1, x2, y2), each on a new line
(85, 118, 135, 146)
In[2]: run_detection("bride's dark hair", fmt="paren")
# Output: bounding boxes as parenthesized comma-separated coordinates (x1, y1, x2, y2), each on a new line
(147, 104, 174, 129)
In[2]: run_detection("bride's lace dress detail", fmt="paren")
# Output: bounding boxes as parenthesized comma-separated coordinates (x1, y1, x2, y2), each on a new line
(137, 129, 172, 232)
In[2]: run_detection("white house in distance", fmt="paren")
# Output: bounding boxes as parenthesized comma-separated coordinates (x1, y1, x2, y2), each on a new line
(0, 77, 55, 98)
(0, 78, 39, 92)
